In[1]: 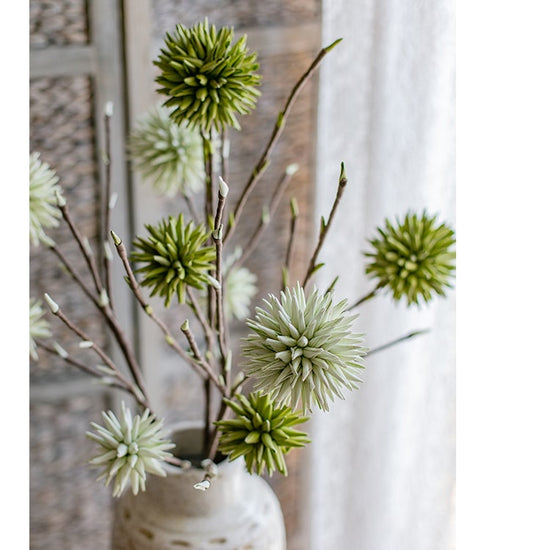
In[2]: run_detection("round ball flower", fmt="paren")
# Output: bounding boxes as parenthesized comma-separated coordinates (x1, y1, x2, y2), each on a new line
(365, 211, 456, 306)
(223, 249, 257, 321)
(224, 264, 257, 321)
(29, 152, 62, 246)
(86, 401, 175, 497)
(215, 392, 310, 476)
(30, 298, 51, 361)
(128, 104, 204, 197)
(242, 283, 367, 412)
(154, 18, 261, 132)
(131, 214, 216, 307)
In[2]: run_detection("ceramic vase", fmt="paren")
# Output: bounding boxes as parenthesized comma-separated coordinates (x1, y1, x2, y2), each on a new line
(111, 423, 286, 549)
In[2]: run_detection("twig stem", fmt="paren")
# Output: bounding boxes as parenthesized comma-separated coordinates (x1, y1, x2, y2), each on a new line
(368, 329, 430, 356)
(303, 163, 348, 288)
(224, 39, 342, 244)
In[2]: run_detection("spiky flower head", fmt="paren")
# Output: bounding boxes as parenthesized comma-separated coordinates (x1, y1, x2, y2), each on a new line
(29, 152, 62, 246)
(215, 392, 310, 476)
(128, 104, 204, 197)
(154, 18, 261, 132)
(243, 283, 366, 412)
(223, 249, 257, 321)
(29, 298, 51, 361)
(365, 211, 456, 306)
(86, 401, 175, 497)
(131, 214, 216, 307)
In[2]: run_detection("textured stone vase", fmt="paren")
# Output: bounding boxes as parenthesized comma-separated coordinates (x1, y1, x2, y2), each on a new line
(111, 423, 286, 550)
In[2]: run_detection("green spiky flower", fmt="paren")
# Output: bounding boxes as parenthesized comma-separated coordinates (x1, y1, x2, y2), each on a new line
(215, 392, 310, 476)
(86, 401, 175, 497)
(154, 18, 261, 132)
(243, 283, 366, 412)
(365, 211, 456, 306)
(30, 298, 51, 361)
(29, 152, 62, 246)
(131, 214, 216, 307)
(128, 104, 204, 197)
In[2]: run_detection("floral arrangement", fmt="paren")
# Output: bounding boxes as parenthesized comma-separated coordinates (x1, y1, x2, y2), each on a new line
(29, 19, 455, 498)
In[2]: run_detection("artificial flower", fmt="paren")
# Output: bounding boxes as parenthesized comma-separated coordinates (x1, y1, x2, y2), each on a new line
(215, 392, 310, 476)
(243, 283, 366, 412)
(29, 152, 62, 246)
(128, 104, 204, 197)
(154, 18, 261, 132)
(86, 401, 174, 497)
(131, 214, 216, 307)
(365, 211, 456, 305)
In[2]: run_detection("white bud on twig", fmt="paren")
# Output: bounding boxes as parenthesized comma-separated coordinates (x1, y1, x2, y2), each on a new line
(218, 176, 229, 197)
(44, 293, 59, 314)
(104, 101, 114, 117)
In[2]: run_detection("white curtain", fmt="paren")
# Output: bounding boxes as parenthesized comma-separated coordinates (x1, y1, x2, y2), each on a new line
(309, 1, 455, 549)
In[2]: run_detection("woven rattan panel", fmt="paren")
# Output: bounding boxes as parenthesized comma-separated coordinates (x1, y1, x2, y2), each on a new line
(30, 394, 112, 550)
(30, 0, 90, 48)
(29, 75, 106, 383)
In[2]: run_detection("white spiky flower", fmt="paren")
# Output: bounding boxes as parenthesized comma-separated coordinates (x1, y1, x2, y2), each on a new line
(29, 298, 51, 361)
(86, 401, 175, 497)
(128, 104, 204, 197)
(29, 152, 62, 246)
(243, 283, 367, 412)
(223, 249, 257, 321)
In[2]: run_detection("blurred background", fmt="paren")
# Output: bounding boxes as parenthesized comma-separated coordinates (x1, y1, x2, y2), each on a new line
(29, 1, 455, 549)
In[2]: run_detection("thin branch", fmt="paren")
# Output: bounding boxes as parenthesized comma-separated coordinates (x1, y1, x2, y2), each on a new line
(180, 321, 226, 395)
(346, 285, 383, 311)
(212, 180, 229, 365)
(186, 288, 216, 356)
(58, 198, 104, 295)
(43, 296, 152, 410)
(111, 233, 224, 390)
(303, 162, 348, 288)
(201, 130, 214, 225)
(48, 242, 148, 396)
(231, 165, 298, 272)
(224, 38, 343, 244)
(368, 329, 430, 356)
(101, 105, 114, 299)
(36, 341, 146, 406)
(282, 197, 299, 290)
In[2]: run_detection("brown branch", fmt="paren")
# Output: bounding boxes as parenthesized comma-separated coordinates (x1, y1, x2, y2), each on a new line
(282, 197, 299, 290)
(224, 38, 343, 244)
(232, 165, 297, 272)
(111, 233, 222, 385)
(101, 105, 114, 299)
(303, 162, 348, 288)
(43, 296, 152, 409)
(58, 198, 104, 295)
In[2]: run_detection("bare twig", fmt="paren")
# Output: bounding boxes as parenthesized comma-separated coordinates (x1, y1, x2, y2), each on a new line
(101, 103, 114, 299)
(303, 162, 348, 288)
(224, 38, 343, 244)
(368, 329, 430, 356)
(58, 197, 104, 295)
(346, 284, 384, 311)
(48, 243, 148, 398)
(42, 294, 151, 409)
(231, 164, 298, 272)
(36, 341, 145, 404)
(110, 232, 223, 391)
(282, 197, 299, 290)
(212, 178, 229, 365)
